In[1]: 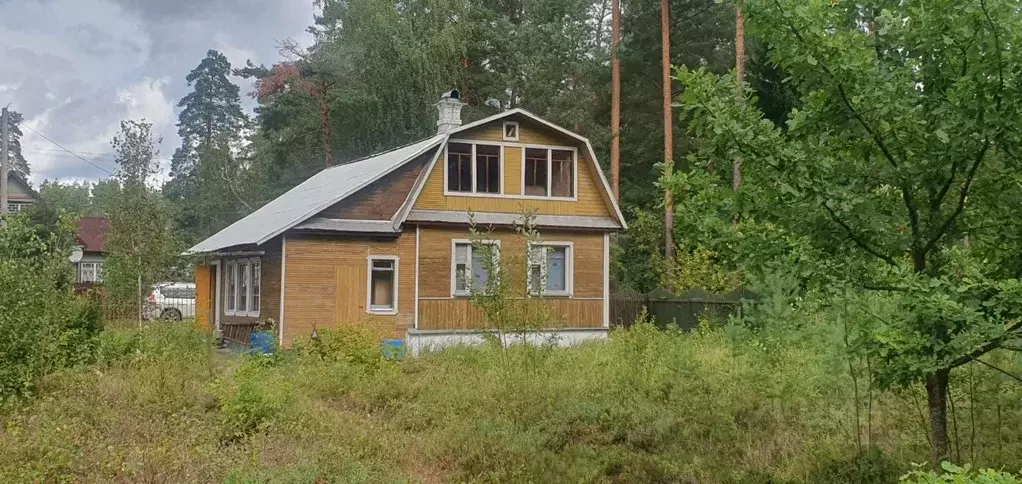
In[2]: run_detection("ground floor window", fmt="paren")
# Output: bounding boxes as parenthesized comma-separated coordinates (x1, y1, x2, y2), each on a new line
(225, 258, 261, 317)
(452, 241, 500, 296)
(78, 262, 104, 283)
(367, 256, 398, 314)
(528, 243, 572, 296)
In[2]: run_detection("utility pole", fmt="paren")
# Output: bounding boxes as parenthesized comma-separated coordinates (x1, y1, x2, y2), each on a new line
(1, 107, 9, 218)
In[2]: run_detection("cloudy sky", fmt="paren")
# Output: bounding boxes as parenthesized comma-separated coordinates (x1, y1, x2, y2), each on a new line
(0, 0, 315, 183)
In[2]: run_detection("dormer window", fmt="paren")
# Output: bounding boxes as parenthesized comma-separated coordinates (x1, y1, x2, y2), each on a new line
(503, 121, 520, 141)
(446, 142, 502, 194)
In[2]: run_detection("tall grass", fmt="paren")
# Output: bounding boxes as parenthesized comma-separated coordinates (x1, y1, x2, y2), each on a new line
(1, 318, 1019, 483)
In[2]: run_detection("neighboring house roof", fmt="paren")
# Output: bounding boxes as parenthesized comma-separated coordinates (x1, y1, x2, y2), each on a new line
(187, 134, 445, 254)
(76, 216, 110, 253)
(6, 172, 40, 201)
(187, 109, 628, 255)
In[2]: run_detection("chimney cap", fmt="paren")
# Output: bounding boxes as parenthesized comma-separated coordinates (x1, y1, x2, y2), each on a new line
(440, 89, 462, 100)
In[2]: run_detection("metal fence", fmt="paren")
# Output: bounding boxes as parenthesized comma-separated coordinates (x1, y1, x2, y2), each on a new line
(609, 288, 756, 330)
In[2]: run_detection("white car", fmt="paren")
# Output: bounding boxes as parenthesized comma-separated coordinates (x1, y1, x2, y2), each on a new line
(146, 282, 197, 321)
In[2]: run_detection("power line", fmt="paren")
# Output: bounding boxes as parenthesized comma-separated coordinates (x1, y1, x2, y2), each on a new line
(21, 125, 115, 176)
(24, 147, 175, 162)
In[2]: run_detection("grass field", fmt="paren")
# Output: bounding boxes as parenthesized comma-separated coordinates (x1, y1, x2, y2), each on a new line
(1, 320, 1020, 483)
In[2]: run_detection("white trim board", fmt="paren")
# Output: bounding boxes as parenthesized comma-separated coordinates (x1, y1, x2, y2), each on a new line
(406, 328, 608, 356)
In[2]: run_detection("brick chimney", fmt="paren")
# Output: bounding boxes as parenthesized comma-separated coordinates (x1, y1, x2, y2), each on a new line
(436, 90, 463, 134)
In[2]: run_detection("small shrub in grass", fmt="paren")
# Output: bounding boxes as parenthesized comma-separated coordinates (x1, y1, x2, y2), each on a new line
(293, 324, 385, 371)
(901, 463, 1021, 483)
(808, 448, 902, 484)
(213, 355, 292, 444)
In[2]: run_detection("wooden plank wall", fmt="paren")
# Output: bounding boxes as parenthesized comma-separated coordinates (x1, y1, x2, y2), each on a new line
(318, 150, 432, 220)
(195, 264, 211, 330)
(282, 233, 416, 345)
(416, 226, 605, 330)
(413, 119, 614, 217)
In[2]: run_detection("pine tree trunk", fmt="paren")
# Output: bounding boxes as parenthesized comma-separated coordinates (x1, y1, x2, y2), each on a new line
(611, 0, 622, 201)
(320, 86, 333, 167)
(733, 1, 745, 192)
(926, 369, 951, 471)
(661, 0, 675, 263)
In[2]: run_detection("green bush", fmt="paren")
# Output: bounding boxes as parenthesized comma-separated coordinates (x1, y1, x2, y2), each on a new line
(213, 356, 292, 444)
(901, 463, 1021, 483)
(0, 215, 102, 399)
(293, 324, 385, 371)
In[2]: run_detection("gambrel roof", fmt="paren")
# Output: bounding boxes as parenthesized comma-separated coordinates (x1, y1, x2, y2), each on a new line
(187, 109, 626, 254)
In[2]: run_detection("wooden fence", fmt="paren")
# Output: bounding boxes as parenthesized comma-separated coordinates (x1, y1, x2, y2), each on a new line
(609, 288, 755, 330)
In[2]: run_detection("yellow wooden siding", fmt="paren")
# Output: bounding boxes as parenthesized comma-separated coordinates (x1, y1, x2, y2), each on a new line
(282, 235, 416, 346)
(416, 226, 605, 330)
(413, 121, 614, 217)
(418, 299, 602, 330)
(195, 264, 211, 330)
(456, 122, 565, 146)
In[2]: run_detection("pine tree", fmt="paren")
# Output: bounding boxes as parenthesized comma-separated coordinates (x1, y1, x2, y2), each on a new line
(165, 50, 250, 240)
(4, 110, 30, 177)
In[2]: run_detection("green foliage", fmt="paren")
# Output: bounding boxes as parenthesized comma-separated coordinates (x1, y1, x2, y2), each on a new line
(293, 324, 385, 371)
(36, 179, 115, 216)
(674, 0, 1022, 464)
(902, 463, 1021, 484)
(104, 120, 181, 308)
(0, 215, 101, 398)
(213, 356, 291, 444)
(2, 313, 1022, 482)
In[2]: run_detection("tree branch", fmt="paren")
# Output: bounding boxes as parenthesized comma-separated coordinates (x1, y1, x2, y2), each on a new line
(823, 203, 899, 267)
(921, 139, 989, 256)
(949, 319, 1022, 369)
(973, 357, 1022, 384)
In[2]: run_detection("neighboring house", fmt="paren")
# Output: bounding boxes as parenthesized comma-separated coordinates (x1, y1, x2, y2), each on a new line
(75, 216, 109, 284)
(3, 171, 38, 214)
(188, 91, 627, 353)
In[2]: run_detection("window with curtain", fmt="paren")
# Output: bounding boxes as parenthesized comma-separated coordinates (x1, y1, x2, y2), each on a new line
(250, 259, 261, 316)
(453, 242, 499, 295)
(528, 244, 571, 296)
(226, 262, 237, 313)
(239, 262, 249, 313)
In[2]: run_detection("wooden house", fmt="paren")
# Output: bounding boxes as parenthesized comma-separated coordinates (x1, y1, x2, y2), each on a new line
(188, 91, 626, 353)
(3, 171, 38, 215)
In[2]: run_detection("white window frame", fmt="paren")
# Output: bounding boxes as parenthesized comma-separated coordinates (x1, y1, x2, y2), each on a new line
(443, 141, 504, 196)
(225, 260, 238, 315)
(79, 261, 103, 283)
(527, 241, 574, 297)
(520, 146, 579, 201)
(450, 239, 501, 297)
(225, 257, 261, 317)
(366, 255, 399, 315)
(247, 258, 261, 318)
(502, 121, 520, 141)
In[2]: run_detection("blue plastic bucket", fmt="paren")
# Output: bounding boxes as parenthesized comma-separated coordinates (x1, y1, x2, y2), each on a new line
(381, 339, 406, 360)
(250, 332, 276, 354)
